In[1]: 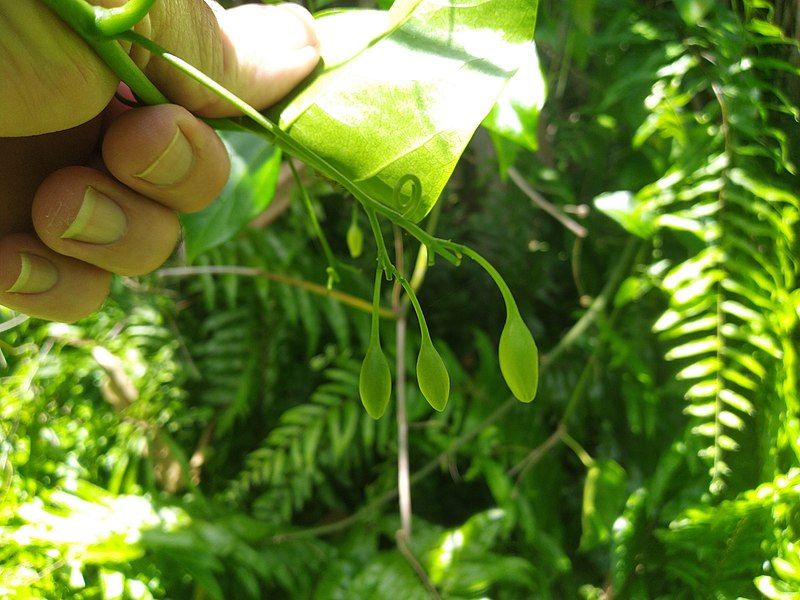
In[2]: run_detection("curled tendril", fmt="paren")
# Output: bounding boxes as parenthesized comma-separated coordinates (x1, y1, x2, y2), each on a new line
(393, 174, 423, 217)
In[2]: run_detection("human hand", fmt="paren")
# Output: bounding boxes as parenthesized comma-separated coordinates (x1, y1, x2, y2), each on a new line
(0, 0, 319, 322)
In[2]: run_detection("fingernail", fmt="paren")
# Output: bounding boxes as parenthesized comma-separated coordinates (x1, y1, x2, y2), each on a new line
(6, 253, 58, 294)
(62, 187, 128, 244)
(134, 127, 194, 186)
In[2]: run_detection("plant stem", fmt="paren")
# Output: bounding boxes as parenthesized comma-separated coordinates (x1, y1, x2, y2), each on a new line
(366, 207, 393, 277)
(396, 530, 440, 599)
(269, 237, 640, 543)
(287, 157, 340, 288)
(560, 430, 594, 469)
(118, 30, 461, 266)
(395, 274, 431, 344)
(156, 265, 394, 319)
(0, 314, 29, 334)
(447, 243, 518, 313)
(39, 0, 168, 105)
(94, 0, 156, 36)
(409, 200, 442, 293)
(370, 268, 383, 340)
(508, 167, 588, 238)
(393, 231, 413, 541)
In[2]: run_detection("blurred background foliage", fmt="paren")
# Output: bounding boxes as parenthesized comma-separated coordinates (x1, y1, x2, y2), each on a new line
(1, 0, 799, 598)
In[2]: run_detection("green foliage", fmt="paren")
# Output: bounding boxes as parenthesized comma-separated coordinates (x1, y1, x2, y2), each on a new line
(272, 0, 539, 221)
(180, 130, 282, 261)
(618, 2, 800, 493)
(2, 0, 798, 598)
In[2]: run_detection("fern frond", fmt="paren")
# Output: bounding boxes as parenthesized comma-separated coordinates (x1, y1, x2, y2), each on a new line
(223, 358, 392, 521)
(633, 8, 799, 492)
(659, 468, 800, 595)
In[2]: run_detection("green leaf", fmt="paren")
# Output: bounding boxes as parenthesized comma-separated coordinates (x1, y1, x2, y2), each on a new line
(665, 337, 718, 360)
(273, 0, 538, 222)
(594, 191, 656, 238)
(483, 42, 546, 153)
(181, 130, 281, 262)
(756, 575, 800, 600)
(673, 0, 715, 25)
(580, 460, 628, 551)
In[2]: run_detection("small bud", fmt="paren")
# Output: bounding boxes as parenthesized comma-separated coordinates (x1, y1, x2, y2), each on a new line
(347, 219, 364, 258)
(359, 342, 392, 419)
(499, 310, 538, 403)
(416, 338, 450, 411)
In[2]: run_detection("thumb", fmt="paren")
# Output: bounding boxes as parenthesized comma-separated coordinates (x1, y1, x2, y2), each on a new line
(138, 1, 319, 116)
(0, 1, 319, 136)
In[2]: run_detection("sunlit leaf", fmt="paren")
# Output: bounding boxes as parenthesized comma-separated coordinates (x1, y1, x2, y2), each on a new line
(483, 42, 546, 153)
(273, 0, 538, 222)
(580, 460, 628, 552)
(594, 191, 656, 238)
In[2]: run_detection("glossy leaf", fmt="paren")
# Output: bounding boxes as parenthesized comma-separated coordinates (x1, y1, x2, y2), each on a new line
(181, 130, 281, 262)
(272, 0, 538, 222)
(483, 42, 546, 154)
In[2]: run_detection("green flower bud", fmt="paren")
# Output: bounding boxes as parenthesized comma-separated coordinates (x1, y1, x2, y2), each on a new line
(359, 342, 392, 419)
(499, 309, 538, 403)
(417, 338, 450, 411)
(347, 219, 364, 258)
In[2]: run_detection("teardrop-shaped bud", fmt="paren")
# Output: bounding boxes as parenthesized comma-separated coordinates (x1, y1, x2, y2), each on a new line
(359, 343, 392, 419)
(347, 219, 364, 258)
(499, 310, 538, 403)
(416, 338, 450, 411)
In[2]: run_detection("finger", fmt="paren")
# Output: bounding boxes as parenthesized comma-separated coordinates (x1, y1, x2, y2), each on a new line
(0, 1, 118, 136)
(102, 104, 229, 213)
(0, 117, 102, 237)
(32, 167, 181, 277)
(141, 2, 320, 116)
(0, 233, 111, 323)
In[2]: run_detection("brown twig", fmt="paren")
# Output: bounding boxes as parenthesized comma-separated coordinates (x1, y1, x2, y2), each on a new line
(397, 529, 441, 599)
(393, 227, 413, 540)
(508, 167, 588, 238)
(157, 265, 394, 319)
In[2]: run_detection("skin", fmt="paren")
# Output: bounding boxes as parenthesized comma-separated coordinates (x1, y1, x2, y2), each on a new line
(0, 0, 320, 322)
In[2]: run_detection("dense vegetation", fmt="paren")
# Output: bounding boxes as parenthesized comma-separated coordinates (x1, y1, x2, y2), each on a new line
(1, 0, 798, 598)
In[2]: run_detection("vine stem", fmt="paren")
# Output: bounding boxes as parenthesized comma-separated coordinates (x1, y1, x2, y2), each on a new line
(94, 0, 156, 36)
(366, 207, 394, 277)
(287, 157, 340, 287)
(115, 29, 461, 267)
(445, 243, 519, 316)
(269, 239, 640, 544)
(508, 239, 642, 483)
(38, 0, 168, 105)
(44, 0, 465, 271)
